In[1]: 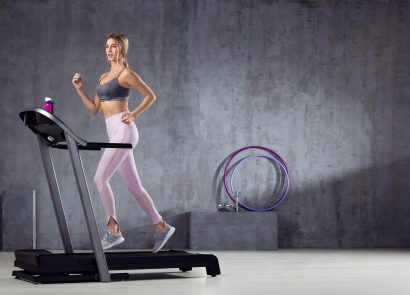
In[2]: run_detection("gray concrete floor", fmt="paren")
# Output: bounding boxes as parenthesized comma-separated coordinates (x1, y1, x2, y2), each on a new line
(1, 249, 410, 294)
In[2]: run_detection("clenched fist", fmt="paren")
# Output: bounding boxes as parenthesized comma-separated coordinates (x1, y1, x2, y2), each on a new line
(72, 73, 83, 90)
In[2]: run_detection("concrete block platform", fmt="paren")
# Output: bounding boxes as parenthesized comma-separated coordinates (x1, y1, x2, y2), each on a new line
(189, 211, 278, 250)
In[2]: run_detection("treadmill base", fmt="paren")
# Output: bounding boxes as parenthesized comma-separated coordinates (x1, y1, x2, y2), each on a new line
(12, 249, 221, 284)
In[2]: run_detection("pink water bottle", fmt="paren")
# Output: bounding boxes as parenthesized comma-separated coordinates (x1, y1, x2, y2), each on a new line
(43, 97, 54, 113)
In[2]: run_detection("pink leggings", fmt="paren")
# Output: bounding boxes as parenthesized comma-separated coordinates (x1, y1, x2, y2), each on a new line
(94, 111, 162, 225)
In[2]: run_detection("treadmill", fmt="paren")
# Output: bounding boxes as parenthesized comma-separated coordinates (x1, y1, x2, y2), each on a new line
(13, 108, 220, 284)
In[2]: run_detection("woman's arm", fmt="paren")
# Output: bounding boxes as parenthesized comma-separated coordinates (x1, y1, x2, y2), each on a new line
(72, 73, 102, 116)
(76, 90, 101, 116)
(121, 69, 156, 122)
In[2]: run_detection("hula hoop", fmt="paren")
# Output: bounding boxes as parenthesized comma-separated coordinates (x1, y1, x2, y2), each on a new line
(229, 154, 289, 211)
(223, 146, 290, 211)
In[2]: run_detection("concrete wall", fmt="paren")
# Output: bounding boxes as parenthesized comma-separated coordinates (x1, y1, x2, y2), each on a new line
(1, 0, 409, 250)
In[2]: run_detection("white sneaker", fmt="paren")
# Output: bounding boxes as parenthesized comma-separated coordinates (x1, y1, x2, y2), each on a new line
(101, 231, 125, 250)
(152, 224, 175, 253)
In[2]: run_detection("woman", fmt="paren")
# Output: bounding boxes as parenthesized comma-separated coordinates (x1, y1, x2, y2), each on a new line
(71, 32, 175, 253)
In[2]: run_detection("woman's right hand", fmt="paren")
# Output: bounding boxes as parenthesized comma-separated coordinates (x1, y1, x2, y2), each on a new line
(72, 73, 83, 90)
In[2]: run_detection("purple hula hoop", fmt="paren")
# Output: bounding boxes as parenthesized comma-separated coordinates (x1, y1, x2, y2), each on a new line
(229, 154, 289, 211)
(223, 146, 290, 212)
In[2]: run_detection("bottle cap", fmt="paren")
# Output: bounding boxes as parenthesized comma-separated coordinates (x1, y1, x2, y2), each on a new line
(44, 97, 53, 102)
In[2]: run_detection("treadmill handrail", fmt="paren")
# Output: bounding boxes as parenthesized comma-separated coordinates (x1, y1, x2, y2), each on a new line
(52, 142, 132, 150)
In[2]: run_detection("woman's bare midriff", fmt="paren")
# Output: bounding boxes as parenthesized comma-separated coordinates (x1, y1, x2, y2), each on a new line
(101, 101, 129, 118)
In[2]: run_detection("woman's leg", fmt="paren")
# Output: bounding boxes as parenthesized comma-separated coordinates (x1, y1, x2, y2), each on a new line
(118, 151, 163, 225)
(118, 152, 175, 253)
(94, 117, 136, 232)
(94, 146, 133, 231)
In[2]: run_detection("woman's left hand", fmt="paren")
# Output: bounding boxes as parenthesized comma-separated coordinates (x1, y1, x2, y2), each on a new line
(121, 112, 135, 124)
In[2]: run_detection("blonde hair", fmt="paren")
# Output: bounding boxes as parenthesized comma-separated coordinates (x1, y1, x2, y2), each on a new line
(105, 32, 129, 68)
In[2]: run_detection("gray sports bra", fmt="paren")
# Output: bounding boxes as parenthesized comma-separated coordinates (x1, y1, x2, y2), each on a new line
(96, 68, 130, 101)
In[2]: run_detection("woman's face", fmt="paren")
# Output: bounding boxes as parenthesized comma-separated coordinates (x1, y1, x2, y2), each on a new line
(105, 38, 119, 62)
